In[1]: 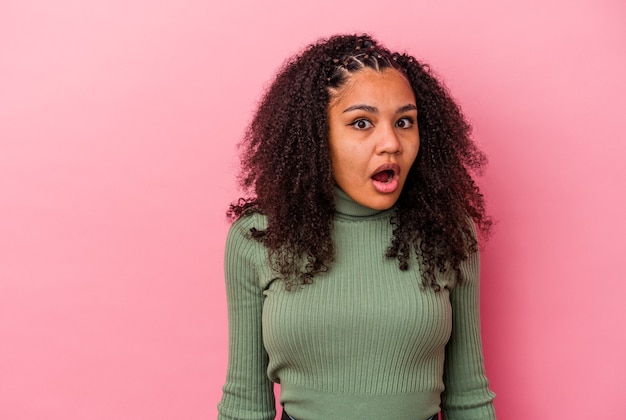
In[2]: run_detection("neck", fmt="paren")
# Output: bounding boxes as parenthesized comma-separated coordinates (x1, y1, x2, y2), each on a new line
(334, 187, 395, 219)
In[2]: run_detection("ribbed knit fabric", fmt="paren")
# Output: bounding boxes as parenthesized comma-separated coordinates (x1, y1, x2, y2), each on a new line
(218, 189, 496, 420)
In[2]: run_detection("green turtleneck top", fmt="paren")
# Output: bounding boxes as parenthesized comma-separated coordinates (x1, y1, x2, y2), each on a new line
(218, 190, 496, 420)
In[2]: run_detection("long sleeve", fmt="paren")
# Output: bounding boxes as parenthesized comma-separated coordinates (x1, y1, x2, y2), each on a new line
(441, 249, 496, 419)
(217, 216, 276, 420)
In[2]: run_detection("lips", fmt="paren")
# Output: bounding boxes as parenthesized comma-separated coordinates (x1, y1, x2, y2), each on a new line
(371, 163, 401, 193)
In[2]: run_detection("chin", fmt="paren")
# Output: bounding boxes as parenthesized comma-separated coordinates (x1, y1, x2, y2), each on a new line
(363, 195, 399, 210)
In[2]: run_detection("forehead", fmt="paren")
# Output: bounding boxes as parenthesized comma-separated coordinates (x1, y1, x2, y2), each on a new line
(328, 68, 415, 109)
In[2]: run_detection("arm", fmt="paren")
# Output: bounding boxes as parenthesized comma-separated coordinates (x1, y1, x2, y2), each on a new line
(217, 216, 276, 420)
(441, 249, 496, 420)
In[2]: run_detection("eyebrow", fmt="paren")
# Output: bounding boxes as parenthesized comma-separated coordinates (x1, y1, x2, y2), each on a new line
(342, 104, 418, 114)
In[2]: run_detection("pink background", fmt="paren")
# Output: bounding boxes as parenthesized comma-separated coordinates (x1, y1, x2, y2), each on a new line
(1, 0, 625, 418)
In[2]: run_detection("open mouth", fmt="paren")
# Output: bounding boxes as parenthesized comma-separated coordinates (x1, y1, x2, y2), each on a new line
(371, 169, 395, 183)
(371, 163, 400, 193)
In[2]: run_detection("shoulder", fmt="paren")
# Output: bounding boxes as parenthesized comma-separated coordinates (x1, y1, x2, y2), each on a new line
(448, 225, 480, 293)
(225, 212, 268, 266)
(227, 212, 268, 241)
(224, 212, 277, 292)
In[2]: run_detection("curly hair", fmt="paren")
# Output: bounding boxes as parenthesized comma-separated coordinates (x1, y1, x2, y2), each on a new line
(228, 34, 491, 290)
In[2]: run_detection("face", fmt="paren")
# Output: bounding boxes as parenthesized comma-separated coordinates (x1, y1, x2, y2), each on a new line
(327, 68, 420, 210)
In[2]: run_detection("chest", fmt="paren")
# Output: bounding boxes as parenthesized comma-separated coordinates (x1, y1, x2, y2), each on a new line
(260, 239, 453, 364)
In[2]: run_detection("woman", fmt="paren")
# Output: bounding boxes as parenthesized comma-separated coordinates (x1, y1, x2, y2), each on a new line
(218, 34, 496, 420)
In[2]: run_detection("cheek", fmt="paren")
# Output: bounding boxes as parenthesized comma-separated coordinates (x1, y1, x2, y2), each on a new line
(331, 142, 357, 166)
(329, 146, 349, 179)
(331, 153, 352, 177)
(402, 140, 420, 167)
(412, 143, 420, 163)
(412, 138, 421, 161)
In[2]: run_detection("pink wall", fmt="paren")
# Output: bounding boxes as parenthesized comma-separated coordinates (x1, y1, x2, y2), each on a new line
(1, 0, 625, 418)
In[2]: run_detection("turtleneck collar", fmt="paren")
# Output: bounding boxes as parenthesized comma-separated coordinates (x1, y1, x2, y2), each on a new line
(334, 187, 396, 220)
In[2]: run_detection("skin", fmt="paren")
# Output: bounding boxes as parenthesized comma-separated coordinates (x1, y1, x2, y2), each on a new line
(327, 68, 420, 210)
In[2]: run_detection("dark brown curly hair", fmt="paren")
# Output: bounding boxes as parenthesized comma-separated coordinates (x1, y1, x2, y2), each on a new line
(228, 34, 491, 290)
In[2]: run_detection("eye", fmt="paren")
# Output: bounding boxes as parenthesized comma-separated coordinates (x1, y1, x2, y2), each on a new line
(396, 117, 414, 129)
(348, 118, 373, 130)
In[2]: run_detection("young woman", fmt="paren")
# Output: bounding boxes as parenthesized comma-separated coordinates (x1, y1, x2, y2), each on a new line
(217, 34, 496, 420)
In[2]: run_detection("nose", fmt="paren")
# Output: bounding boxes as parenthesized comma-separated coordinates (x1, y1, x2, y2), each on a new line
(375, 123, 402, 155)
